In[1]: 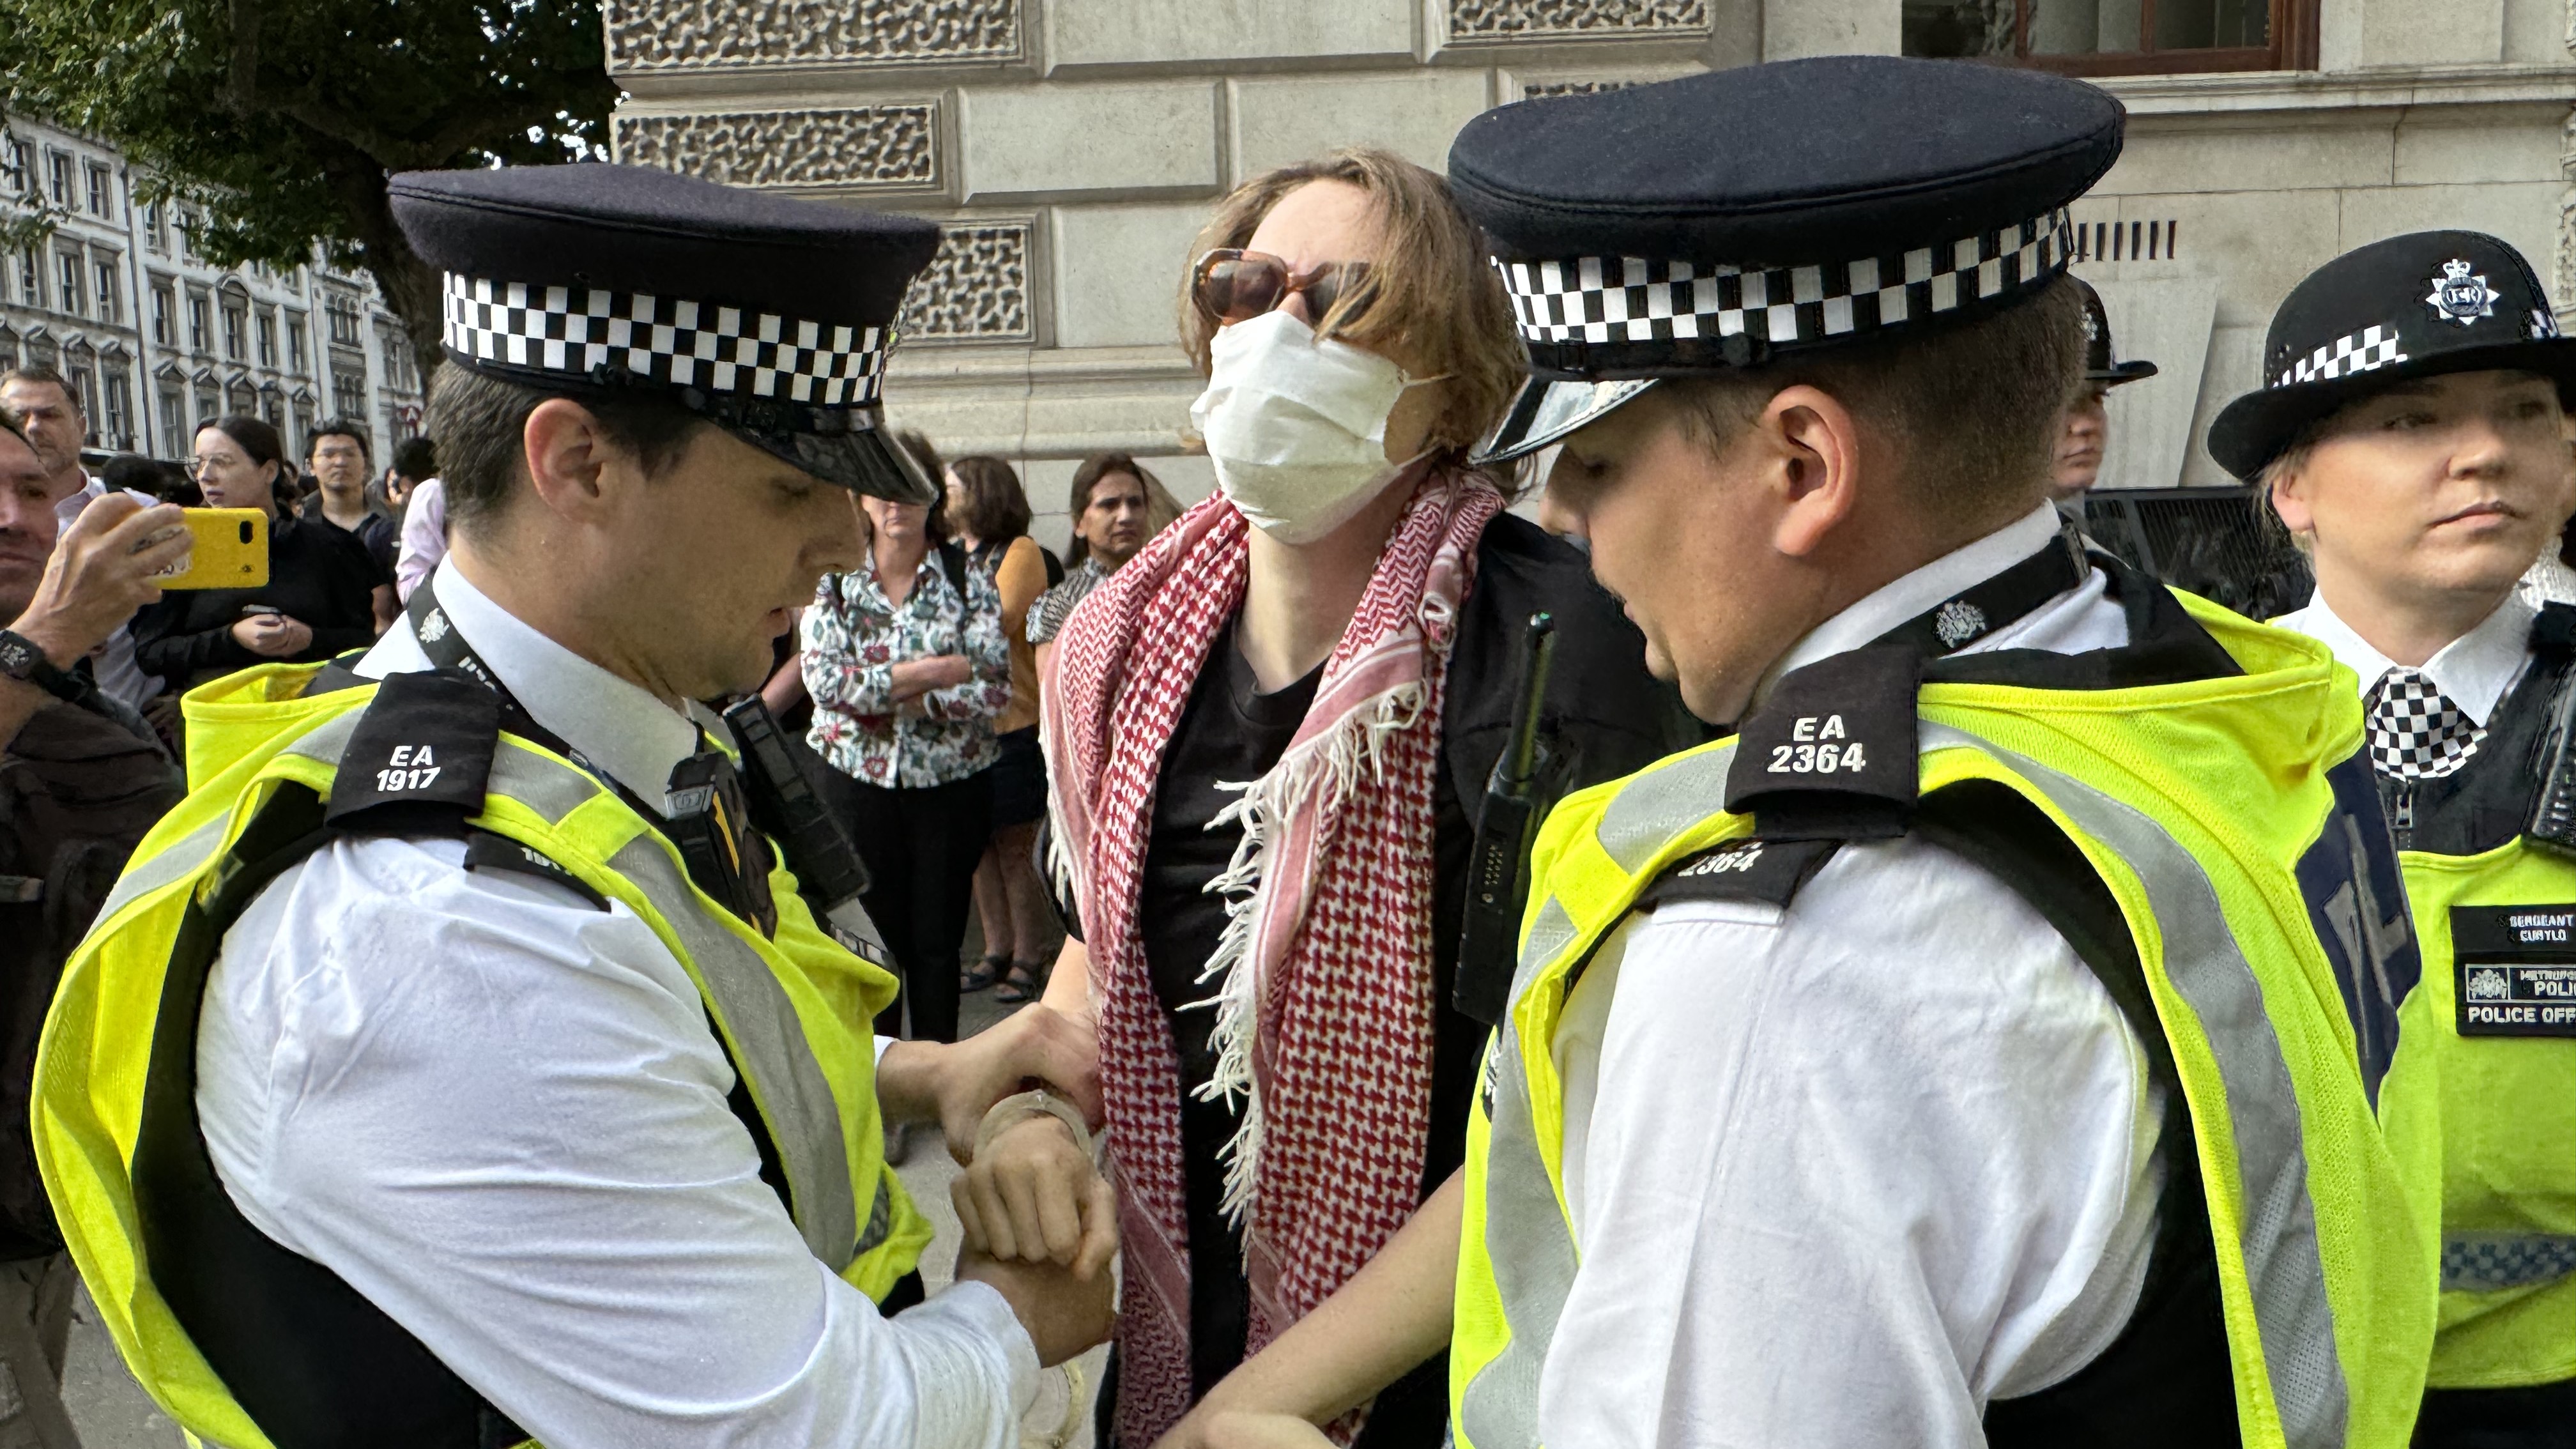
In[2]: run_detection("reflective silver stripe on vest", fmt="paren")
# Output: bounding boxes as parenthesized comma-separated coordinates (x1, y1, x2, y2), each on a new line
(605, 831, 859, 1270)
(1458, 1011, 1579, 1449)
(1919, 722, 2349, 1449)
(271, 718, 860, 1271)
(2441, 1232, 2576, 1292)
(1591, 744, 1738, 875)
(92, 709, 376, 926)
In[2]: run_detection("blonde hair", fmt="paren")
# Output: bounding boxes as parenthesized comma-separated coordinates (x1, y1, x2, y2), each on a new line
(1177, 148, 1525, 463)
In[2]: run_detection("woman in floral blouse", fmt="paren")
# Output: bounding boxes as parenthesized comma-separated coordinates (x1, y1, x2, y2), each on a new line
(802, 485, 1012, 1046)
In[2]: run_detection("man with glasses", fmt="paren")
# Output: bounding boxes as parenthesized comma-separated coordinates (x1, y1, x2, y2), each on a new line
(300, 418, 399, 629)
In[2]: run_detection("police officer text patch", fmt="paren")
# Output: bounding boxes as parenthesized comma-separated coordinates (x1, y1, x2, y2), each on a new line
(2453, 904, 2576, 1038)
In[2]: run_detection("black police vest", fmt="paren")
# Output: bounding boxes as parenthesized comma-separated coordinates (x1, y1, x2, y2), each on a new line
(2380, 604, 2576, 859)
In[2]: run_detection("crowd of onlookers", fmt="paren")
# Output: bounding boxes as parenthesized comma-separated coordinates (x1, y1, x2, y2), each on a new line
(764, 438, 1182, 1157)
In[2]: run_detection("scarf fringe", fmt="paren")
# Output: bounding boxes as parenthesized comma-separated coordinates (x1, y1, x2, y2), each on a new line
(1186, 679, 1430, 1229)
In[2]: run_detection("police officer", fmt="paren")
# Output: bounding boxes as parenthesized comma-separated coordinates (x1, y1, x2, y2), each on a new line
(2052, 276, 2159, 497)
(1156, 57, 2434, 1449)
(2225, 231, 2576, 1447)
(33, 164, 1112, 1449)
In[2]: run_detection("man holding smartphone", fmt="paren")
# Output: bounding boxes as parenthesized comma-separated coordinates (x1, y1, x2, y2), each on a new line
(0, 410, 186, 1448)
(1, 365, 161, 711)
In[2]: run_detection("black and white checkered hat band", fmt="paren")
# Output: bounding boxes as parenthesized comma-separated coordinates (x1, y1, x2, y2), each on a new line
(441, 275, 889, 408)
(1497, 211, 2072, 350)
(2277, 325, 2407, 387)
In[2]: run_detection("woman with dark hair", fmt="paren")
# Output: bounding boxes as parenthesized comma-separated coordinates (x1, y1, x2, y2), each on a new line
(958, 148, 1698, 1448)
(800, 434, 1011, 1060)
(132, 415, 383, 691)
(946, 454, 1061, 1003)
(1025, 452, 1183, 674)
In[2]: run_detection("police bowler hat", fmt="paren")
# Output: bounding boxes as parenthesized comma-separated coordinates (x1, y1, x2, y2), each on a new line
(2207, 230, 2576, 481)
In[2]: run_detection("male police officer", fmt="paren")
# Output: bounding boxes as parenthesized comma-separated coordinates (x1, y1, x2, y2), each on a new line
(34, 164, 1111, 1449)
(2228, 231, 2576, 1446)
(1160, 57, 2434, 1449)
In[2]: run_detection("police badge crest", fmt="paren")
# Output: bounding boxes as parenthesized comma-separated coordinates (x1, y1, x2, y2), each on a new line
(2426, 258, 2497, 326)
(2467, 965, 2511, 1001)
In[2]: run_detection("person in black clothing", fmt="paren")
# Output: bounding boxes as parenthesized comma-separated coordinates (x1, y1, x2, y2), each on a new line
(132, 415, 381, 693)
(0, 412, 187, 1447)
(956, 148, 1699, 1449)
(300, 418, 401, 614)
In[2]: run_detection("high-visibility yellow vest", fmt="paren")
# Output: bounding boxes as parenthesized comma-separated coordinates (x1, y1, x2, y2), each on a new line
(1451, 594, 2438, 1449)
(33, 661, 931, 1449)
(2402, 838, 2576, 1390)
(2356, 613, 2576, 1393)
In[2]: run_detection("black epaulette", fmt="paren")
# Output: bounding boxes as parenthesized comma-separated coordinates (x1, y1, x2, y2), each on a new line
(461, 831, 610, 912)
(1636, 645, 1924, 914)
(323, 670, 500, 834)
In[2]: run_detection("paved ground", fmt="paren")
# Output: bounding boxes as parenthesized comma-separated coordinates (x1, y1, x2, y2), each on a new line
(63, 983, 1108, 1448)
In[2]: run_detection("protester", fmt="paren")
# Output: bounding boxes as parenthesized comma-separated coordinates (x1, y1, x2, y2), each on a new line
(945, 454, 1057, 1003)
(803, 459, 1013, 1049)
(1154, 60, 2434, 1449)
(129, 416, 382, 694)
(0, 366, 161, 710)
(967, 147, 1694, 1448)
(1025, 452, 1182, 675)
(2049, 277, 2158, 498)
(300, 418, 401, 625)
(0, 410, 187, 1449)
(2232, 231, 2576, 1445)
(36, 162, 1112, 1449)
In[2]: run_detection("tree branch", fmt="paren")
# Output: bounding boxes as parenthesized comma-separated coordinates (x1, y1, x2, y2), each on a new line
(224, 0, 262, 118)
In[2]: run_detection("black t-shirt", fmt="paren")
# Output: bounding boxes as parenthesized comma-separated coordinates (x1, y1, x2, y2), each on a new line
(1128, 511, 1701, 1446)
(131, 513, 383, 689)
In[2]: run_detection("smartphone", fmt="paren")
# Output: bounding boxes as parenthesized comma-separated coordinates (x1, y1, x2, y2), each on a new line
(159, 508, 269, 590)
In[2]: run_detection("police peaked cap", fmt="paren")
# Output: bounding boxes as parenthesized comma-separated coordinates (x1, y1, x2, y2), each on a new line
(2207, 229, 2576, 480)
(390, 163, 943, 503)
(1448, 56, 2126, 462)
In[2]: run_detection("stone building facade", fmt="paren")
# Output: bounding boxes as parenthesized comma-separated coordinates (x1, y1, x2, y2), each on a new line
(606, 0, 2576, 544)
(0, 114, 425, 468)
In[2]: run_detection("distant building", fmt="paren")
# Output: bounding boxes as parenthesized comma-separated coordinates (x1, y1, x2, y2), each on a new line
(0, 114, 425, 463)
(607, 0, 2576, 545)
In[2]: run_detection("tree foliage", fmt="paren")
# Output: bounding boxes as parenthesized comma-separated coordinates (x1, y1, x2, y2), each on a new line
(0, 0, 619, 381)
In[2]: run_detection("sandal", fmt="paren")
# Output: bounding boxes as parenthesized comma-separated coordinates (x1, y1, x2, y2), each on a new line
(994, 958, 1046, 1004)
(961, 954, 1007, 993)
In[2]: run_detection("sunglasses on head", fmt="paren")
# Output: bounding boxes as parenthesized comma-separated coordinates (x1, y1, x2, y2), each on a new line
(1191, 249, 1376, 328)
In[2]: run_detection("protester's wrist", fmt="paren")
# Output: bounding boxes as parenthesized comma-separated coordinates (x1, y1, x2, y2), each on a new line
(977, 1089, 1092, 1160)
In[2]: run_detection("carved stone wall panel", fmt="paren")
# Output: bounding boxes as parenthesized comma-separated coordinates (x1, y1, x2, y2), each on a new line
(901, 222, 1035, 343)
(604, 0, 1018, 71)
(1450, 0, 1707, 42)
(614, 106, 940, 189)
(2557, 104, 2576, 325)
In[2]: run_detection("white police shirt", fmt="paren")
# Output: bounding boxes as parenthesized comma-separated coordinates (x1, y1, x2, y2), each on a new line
(195, 559, 1039, 1449)
(2271, 588, 2536, 729)
(1541, 503, 2165, 1448)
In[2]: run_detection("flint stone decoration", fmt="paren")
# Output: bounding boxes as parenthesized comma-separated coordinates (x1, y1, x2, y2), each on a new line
(1452, 0, 1707, 40)
(900, 223, 1034, 343)
(604, 0, 1020, 70)
(614, 105, 940, 189)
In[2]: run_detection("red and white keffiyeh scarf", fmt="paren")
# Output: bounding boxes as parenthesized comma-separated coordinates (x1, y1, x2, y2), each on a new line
(1041, 465, 1500, 1446)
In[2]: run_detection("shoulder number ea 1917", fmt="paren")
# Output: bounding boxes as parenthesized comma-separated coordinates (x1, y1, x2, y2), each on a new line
(374, 743, 443, 793)
(1767, 714, 1867, 776)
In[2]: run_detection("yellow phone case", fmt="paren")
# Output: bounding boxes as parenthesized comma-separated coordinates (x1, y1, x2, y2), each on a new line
(161, 508, 270, 590)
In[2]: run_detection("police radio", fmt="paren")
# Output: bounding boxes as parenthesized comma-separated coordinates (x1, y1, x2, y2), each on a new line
(1455, 613, 1558, 1025)
(2526, 647, 2576, 857)
(719, 696, 893, 964)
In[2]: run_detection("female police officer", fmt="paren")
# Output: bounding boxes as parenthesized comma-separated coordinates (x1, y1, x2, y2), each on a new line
(2232, 231, 2576, 1448)
(31, 164, 1111, 1449)
(1160, 57, 2436, 1449)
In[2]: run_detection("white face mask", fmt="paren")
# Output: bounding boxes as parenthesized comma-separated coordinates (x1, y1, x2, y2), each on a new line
(1189, 309, 1441, 546)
